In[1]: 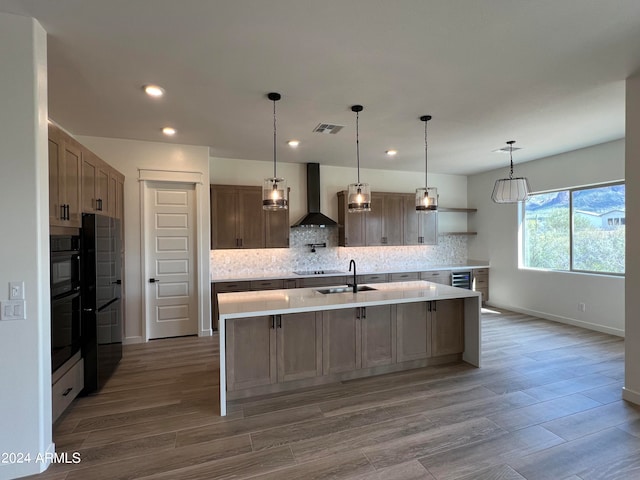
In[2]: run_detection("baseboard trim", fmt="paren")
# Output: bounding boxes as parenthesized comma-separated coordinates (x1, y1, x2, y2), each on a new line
(623, 387, 640, 405)
(123, 336, 144, 345)
(200, 328, 213, 337)
(485, 302, 624, 337)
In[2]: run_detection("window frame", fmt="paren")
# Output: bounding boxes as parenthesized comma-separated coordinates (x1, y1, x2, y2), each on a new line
(520, 180, 625, 277)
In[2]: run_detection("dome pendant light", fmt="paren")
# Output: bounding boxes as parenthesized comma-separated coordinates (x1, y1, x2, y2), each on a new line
(262, 92, 288, 210)
(347, 105, 371, 213)
(491, 140, 531, 203)
(415, 115, 438, 213)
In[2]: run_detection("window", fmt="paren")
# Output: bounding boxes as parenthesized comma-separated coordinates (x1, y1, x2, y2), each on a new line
(522, 183, 625, 275)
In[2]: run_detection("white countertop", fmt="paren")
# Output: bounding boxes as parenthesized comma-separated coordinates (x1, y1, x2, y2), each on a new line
(211, 260, 489, 283)
(218, 280, 481, 319)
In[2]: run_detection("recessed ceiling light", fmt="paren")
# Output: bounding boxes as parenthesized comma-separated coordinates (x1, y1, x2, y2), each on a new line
(386, 149, 398, 156)
(162, 127, 176, 136)
(287, 140, 300, 147)
(143, 84, 165, 98)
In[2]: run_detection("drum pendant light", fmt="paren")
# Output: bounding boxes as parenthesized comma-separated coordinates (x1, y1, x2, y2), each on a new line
(262, 92, 288, 210)
(491, 140, 531, 203)
(415, 115, 438, 212)
(347, 105, 371, 213)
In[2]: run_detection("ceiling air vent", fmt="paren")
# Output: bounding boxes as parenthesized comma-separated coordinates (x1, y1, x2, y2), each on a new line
(313, 123, 344, 134)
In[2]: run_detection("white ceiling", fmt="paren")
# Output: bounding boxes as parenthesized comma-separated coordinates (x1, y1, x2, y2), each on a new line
(2, 0, 640, 175)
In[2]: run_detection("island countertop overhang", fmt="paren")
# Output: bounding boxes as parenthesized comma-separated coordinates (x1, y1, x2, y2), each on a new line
(217, 280, 481, 319)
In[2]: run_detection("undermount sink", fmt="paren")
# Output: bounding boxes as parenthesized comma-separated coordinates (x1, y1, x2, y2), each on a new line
(316, 285, 377, 295)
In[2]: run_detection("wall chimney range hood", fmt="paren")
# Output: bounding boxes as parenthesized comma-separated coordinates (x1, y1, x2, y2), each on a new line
(292, 163, 338, 228)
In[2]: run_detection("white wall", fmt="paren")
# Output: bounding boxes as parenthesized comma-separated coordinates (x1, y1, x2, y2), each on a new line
(624, 74, 640, 404)
(210, 158, 470, 233)
(468, 140, 625, 335)
(77, 136, 211, 343)
(0, 13, 52, 478)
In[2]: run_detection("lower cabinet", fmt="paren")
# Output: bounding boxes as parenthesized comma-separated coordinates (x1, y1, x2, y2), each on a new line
(361, 305, 395, 368)
(225, 312, 322, 391)
(431, 299, 464, 357)
(396, 302, 430, 362)
(322, 308, 362, 374)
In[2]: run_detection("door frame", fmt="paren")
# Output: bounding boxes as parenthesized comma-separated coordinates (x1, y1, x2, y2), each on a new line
(139, 169, 211, 341)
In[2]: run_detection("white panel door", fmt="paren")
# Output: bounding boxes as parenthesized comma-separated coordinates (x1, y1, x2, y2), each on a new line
(145, 182, 197, 339)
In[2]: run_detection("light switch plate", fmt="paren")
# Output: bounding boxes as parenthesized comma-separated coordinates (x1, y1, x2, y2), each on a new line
(0, 300, 26, 320)
(9, 281, 25, 300)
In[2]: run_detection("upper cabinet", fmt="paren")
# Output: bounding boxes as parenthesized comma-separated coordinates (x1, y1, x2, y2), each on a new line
(48, 124, 82, 228)
(210, 185, 290, 250)
(338, 190, 438, 247)
(49, 123, 125, 228)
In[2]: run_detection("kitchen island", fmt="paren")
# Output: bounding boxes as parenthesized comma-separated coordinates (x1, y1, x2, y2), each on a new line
(217, 281, 481, 416)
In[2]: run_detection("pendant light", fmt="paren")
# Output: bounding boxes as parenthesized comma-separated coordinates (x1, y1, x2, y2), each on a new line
(415, 115, 438, 212)
(347, 105, 371, 213)
(262, 92, 288, 210)
(491, 140, 531, 203)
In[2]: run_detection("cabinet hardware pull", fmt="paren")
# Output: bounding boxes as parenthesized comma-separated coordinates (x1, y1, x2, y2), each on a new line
(149, 278, 159, 283)
(66, 204, 70, 220)
(271, 315, 275, 329)
(362, 307, 367, 319)
(239, 238, 243, 247)
(60, 205, 65, 220)
(356, 307, 360, 319)
(62, 387, 73, 397)
(277, 315, 282, 328)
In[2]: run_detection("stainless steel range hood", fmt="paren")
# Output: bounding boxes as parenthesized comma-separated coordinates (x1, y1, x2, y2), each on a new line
(292, 163, 338, 228)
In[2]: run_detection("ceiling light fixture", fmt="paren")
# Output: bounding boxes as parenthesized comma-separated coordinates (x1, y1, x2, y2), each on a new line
(386, 149, 398, 157)
(491, 140, 531, 203)
(287, 140, 300, 147)
(162, 127, 176, 136)
(415, 115, 438, 213)
(347, 105, 371, 213)
(262, 92, 288, 211)
(143, 84, 164, 98)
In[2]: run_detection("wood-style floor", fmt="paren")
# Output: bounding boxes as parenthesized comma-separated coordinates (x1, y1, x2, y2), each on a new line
(29, 307, 639, 480)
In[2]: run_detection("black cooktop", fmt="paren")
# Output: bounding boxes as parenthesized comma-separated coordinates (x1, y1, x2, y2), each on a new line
(293, 270, 345, 275)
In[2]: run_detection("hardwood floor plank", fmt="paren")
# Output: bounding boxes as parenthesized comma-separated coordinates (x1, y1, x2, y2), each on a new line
(361, 417, 507, 469)
(457, 463, 526, 480)
(577, 453, 640, 479)
(581, 381, 624, 404)
(348, 460, 436, 480)
(418, 425, 564, 480)
(521, 373, 618, 402)
(541, 400, 640, 441)
(509, 427, 640, 480)
(487, 393, 602, 432)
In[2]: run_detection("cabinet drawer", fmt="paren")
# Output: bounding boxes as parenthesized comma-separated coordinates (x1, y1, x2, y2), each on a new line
(476, 287, 489, 302)
(215, 281, 251, 293)
(358, 274, 389, 284)
(250, 279, 285, 290)
(420, 270, 451, 285)
(52, 359, 84, 422)
(473, 268, 489, 275)
(390, 272, 420, 282)
(297, 276, 347, 288)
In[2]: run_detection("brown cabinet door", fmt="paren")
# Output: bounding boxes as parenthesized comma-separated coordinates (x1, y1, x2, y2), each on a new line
(337, 191, 365, 246)
(396, 302, 430, 362)
(403, 193, 421, 245)
(81, 151, 97, 213)
(265, 208, 289, 248)
(277, 312, 322, 382)
(237, 188, 264, 248)
(96, 164, 110, 215)
(431, 299, 464, 356)
(211, 186, 239, 249)
(322, 308, 361, 374)
(225, 316, 276, 391)
(108, 172, 118, 218)
(361, 305, 395, 368)
(48, 126, 62, 226)
(365, 192, 384, 246)
(383, 194, 404, 245)
(61, 137, 82, 227)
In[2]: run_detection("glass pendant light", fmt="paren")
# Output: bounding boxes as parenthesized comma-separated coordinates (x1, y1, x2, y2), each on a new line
(347, 105, 371, 213)
(415, 115, 438, 212)
(262, 92, 288, 210)
(491, 140, 531, 203)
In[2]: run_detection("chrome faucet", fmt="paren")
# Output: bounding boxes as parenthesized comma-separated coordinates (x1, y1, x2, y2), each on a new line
(348, 259, 357, 293)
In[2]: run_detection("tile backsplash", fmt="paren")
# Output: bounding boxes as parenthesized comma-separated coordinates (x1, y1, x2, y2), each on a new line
(210, 228, 468, 279)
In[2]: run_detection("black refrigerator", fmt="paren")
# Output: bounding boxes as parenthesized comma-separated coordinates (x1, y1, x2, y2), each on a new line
(81, 213, 123, 393)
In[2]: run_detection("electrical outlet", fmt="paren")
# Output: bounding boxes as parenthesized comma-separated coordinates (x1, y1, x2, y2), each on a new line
(578, 302, 586, 312)
(9, 281, 24, 300)
(0, 300, 26, 320)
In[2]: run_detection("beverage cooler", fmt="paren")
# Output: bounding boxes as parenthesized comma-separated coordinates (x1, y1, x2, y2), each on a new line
(81, 214, 123, 393)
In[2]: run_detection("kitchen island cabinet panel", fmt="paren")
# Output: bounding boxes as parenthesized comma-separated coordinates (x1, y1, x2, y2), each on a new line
(225, 315, 276, 391)
(396, 302, 430, 362)
(277, 312, 322, 382)
(432, 299, 464, 356)
(361, 305, 396, 368)
(322, 308, 362, 374)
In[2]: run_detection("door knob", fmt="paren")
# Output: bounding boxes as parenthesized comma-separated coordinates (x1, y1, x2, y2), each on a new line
(149, 278, 159, 283)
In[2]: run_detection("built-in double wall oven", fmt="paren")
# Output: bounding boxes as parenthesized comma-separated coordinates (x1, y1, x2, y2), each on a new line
(50, 234, 82, 374)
